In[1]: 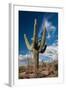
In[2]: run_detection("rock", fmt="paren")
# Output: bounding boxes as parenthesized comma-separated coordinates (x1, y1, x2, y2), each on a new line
(41, 70, 49, 76)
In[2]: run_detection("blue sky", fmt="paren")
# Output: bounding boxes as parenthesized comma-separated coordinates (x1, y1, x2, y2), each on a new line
(19, 11, 58, 55)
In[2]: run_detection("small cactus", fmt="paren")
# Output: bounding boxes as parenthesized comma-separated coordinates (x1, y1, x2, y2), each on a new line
(24, 19, 47, 74)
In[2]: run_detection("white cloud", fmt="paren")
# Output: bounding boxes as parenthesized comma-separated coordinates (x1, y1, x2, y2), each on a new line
(44, 20, 51, 29)
(47, 33, 51, 39)
(19, 53, 32, 61)
(44, 20, 56, 32)
(38, 17, 57, 41)
(39, 45, 58, 62)
(52, 40, 58, 46)
(50, 26, 56, 30)
(41, 19, 56, 39)
(19, 45, 58, 66)
(19, 53, 33, 66)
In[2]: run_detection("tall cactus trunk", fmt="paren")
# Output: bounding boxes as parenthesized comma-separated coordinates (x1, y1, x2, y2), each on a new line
(33, 50, 39, 74)
(24, 18, 47, 77)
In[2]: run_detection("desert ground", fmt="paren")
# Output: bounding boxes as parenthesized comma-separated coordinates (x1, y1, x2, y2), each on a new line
(19, 60, 58, 79)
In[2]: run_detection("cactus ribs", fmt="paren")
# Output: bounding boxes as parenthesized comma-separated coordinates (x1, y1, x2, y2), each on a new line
(24, 19, 47, 75)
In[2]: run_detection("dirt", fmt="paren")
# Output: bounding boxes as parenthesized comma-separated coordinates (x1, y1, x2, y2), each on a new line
(19, 60, 58, 79)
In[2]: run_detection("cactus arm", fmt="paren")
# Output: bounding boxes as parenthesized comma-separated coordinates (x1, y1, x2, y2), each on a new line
(32, 19, 38, 47)
(39, 44, 47, 53)
(24, 19, 47, 75)
(24, 34, 32, 51)
(39, 26, 46, 51)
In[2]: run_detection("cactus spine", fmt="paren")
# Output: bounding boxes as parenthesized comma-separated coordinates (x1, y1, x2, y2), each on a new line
(24, 19, 47, 74)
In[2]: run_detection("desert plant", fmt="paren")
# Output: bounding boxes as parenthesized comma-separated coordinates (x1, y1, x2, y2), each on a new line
(24, 19, 47, 74)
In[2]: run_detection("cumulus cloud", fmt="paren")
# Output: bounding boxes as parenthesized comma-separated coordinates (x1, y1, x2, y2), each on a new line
(18, 53, 33, 66)
(19, 44, 58, 66)
(38, 18, 58, 61)
(19, 54, 32, 61)
(39, 45, 58, 62)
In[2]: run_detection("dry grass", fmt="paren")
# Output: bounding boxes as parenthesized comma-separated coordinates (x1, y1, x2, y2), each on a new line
(19, 60, 58, 79)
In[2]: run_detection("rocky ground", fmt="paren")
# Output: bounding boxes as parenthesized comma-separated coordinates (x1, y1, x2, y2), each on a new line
(19, 60, 58, 79)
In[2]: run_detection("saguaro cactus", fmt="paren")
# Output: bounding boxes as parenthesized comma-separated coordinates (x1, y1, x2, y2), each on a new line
(24, 19, 47, 74)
